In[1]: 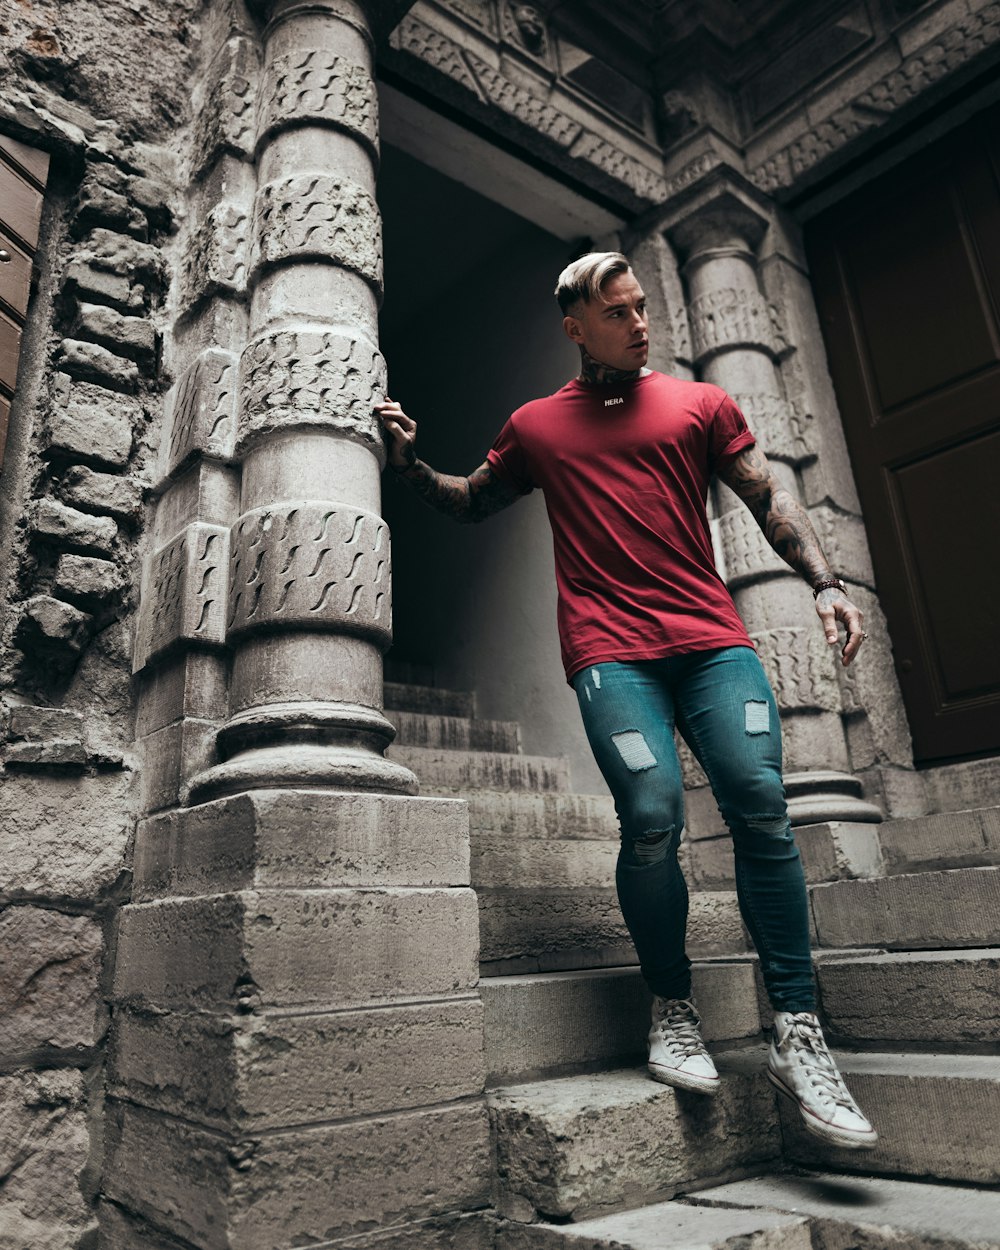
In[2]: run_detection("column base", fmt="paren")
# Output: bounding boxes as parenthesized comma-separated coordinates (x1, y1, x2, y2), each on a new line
(785, 770, 883, 826)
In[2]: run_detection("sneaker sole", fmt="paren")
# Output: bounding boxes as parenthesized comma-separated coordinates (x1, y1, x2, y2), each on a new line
(648, 1062, 720, 1096)
(767, 1066, 878, 1151)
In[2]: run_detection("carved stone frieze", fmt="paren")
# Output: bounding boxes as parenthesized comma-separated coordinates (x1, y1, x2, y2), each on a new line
(390, 12, 486, 99)
(670, 305, 693, 368)
(717, 506, 788, 588)
(727, 392, 816, 465)
(251, 174, 383, 291)
(752, 626, 842, 714)
(163, 349, 239, 477)
(227, 503, 391, 644)
(566, 130, 668, 204)
(237, 329, 387, 455)
(750, 0, 1000, 192)
(439, 0, 498, 36)
(134, 524, 230, 673)
(688, 286, 786, 364)
(501, 2, 550, 63)
(192, 36, 260, 176)
(464, 48, 581, 147)
(180, 204, 250, 308)
(257, 50, 379, 152)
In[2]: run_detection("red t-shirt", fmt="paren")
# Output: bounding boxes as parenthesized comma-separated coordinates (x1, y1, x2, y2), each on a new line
(485, 370, 757, 682)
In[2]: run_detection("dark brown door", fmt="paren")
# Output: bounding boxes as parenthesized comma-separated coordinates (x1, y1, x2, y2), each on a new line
(0, 133, 49, 466)
(807, 103, 1000, 765)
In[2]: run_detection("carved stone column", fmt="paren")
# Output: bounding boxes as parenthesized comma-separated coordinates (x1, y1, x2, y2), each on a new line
(187, 0, 415, 802)
(668, 185, 881, 825)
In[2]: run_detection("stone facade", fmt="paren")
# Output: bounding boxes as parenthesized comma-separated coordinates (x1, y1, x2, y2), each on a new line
(0, 0, 998, 1245)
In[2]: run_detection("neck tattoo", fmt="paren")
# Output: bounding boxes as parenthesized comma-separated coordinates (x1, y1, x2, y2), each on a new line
(578, 348, 645, 386)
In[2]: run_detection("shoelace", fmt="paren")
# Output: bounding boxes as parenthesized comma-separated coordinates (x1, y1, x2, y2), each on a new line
(652, 998, 707, 1060)
(778, 1013, 857, 1110)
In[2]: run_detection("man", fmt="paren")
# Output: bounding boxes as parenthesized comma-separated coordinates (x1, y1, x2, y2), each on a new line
(375, 251, 876, 1151)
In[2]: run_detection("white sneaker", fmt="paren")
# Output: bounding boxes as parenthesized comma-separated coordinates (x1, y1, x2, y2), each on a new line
(768, 1011, 877, 1150)
(647, 996, 720, 1095)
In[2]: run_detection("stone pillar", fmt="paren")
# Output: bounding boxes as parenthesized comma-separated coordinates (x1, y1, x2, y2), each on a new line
(667, 185, 881, 825)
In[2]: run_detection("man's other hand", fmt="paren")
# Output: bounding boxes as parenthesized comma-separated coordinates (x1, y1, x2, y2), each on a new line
(374, 397, 417, 470)
(815, 587, 866, 666)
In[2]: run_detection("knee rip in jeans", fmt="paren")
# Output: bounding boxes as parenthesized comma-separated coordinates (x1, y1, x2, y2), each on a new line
(744, 700, 770, 734)
(744, 815, 792, 841)
(611, 729, 657, 772)
(631, 827, 676, 865)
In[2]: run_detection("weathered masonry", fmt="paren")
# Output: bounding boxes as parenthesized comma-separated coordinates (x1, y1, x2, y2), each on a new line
(1, 1, 999, 1247)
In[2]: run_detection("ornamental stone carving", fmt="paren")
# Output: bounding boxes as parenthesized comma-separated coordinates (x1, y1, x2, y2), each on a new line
(391, 15, 491, 101)
(439, 0, 498, 36)
(465, 49, 581, 147)
(502, 2, 549, 60)
(134, 524, 230, 673)
(809, 506, 875, 587)
(180, 204, 250, 308)
(251, 174, 383, 292)
(717, 507, 788, 587)
(727, 392, 816, 465)
(567, 131, 668, 205)
(227, 504, 391, 644)
(689, 287, 786, 364)
(163, 349, 239, 477)
(237, 329, 386, 455)
(257, 51, 378, 153)
(752, 626, 841, 713)
(192, 36, 260, 177)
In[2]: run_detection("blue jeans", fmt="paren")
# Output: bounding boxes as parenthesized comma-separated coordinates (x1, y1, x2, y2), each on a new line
(572, 646, 815, 1012)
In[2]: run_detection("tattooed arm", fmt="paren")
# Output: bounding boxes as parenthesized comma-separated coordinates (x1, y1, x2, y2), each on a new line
(374, 398, 522, 524)
(718, 443, 866, 666)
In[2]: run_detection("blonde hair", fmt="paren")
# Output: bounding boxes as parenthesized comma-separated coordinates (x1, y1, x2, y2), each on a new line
(555, 251, 631, 314)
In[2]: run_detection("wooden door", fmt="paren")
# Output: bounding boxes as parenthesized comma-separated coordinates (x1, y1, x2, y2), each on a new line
(0, 133, 50, 466)
(807, 103, 1000, 764)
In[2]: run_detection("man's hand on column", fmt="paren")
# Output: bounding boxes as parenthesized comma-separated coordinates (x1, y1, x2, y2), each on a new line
(375, 398, 417, 471)
(815, 587, 866, 667)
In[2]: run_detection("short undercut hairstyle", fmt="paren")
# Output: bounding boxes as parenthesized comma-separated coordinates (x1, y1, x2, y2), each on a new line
(555, 251, 632, 314)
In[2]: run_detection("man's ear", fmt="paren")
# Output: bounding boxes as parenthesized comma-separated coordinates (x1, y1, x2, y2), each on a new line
(563, 314, 584, 344)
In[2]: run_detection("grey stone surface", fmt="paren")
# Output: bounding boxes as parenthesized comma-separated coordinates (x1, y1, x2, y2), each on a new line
(385, 680, 476, 718)
(811, 867, 1000, 949)
(490, 1065, 781, 1220)
(45, 393, 135, 467)
(502, 1203, 812, 1249)
(58, 337, 140, 391)
(463, 790, 618, 839)
(75, 301, 156, 364)
(473, 836, 617, 890)
(816, 948, 1000, 1045)
(393, 709, 521, 752)
(691, 1171, 1000, 1249)
(0, 906, 103, 1063)
(877, 807, 1000, 873)
(54, 553, 125, 605)
(110, 995, 484, 1129)
(390, 744, 570, 792)
(113, 888, 481, 1012)
(0, 1069, 95, 1249)
(6, 705, 85, 742)
(104, 1096, 492, 1249)
(138, 716, 218, 813)
(18, 595, 92, 657)
(30, 498, 118, 554)
(60, 464, 144, 522)
(0, 771, 135, 900)
(132, 790, 471, 898)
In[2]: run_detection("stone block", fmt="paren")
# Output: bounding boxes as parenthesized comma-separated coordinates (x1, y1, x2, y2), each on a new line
(31, 498, 117, 554)
(132, 790, 471, 899)
(103, 1096, 491, 1249)
(60, 464, 144, 522)
(58, 338, 140, 391)
(472, 836, 617, 890)
(462, 790, 617, 839)
(817, 949, 1000, 1045)
(0, 907, 103, 1063)
(490, 1065, 781, 1221)
(0, 1069, 95, 1248)
(478, 887, 630, 967)
(54, 553, 125, 606)
(75, 301, 156, 364)
(389, 744, 570, 792)
(922, 756, 1000, 818)
(75, 169, 148, 238)
(811, 867, 1000, 949)
(17, 595, 92, 661)
(63, 257, 136, 310)
(161, 348, 239, 477)
(113, 887, 480, 1012)
(776, 1052, 1000, 1184)
(6, 705, 84, 742)
(878, 807, 1000, 873)
(134, 652, 228, 736)
(0, 771, 135, 899)
(83, 227, 163, 282)
(138, 717, 218, 813)
(794, 821, 884, 882)
(5, 738, 88, 768)
(385, 681, 476, 718)
(46, 393, 135, 467)
(687, 835, 734, 889)
(393, 709, 521, 753)
(110, 995, 484, 1129)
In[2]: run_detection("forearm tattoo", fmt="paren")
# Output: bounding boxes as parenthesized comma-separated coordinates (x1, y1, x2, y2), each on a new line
(723, 446, 832, 584)
(396, 460, 517, 524)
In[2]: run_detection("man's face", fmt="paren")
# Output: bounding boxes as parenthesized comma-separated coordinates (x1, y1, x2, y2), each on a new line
(563, 271, 649, 371)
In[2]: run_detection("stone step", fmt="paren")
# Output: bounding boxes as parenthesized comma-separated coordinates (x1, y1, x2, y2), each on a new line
(472, 835, 618, 890)
(391, 709, 521, 753)
(489, 1063, 782, 1223)
(498, 1202, 812, 1249)
(685, 820, 884, 891)
(482, 962, 762, 1084)
(388, 745, 570, 793)
(383, 680, 475, 718)
(463, 790, 618, 839)
(478, 888, 749, 974)
(810, 865, 1000, 949)
(816, 947, 1000, 1048)
(722, 1048, 1000, 1186)
(877, 805, 1000, 873)
(690, 1170, 1000, 1250)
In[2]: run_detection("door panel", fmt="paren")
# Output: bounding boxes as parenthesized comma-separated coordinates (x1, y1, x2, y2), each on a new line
(807, 102, 1000, 763)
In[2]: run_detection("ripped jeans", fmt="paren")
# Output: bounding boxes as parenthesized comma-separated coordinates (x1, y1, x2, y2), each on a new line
(572, 645, 815, 1012)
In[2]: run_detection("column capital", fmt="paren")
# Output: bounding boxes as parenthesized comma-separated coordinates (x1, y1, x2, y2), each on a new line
(665, 183, 770, 264)
(250, 0, 418, 44)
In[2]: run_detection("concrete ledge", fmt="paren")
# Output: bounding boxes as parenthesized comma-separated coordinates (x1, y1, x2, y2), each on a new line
(133, 790, 471, 899)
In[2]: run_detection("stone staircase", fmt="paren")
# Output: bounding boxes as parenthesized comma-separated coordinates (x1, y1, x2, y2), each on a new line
(384, 673, 1000, 1249)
